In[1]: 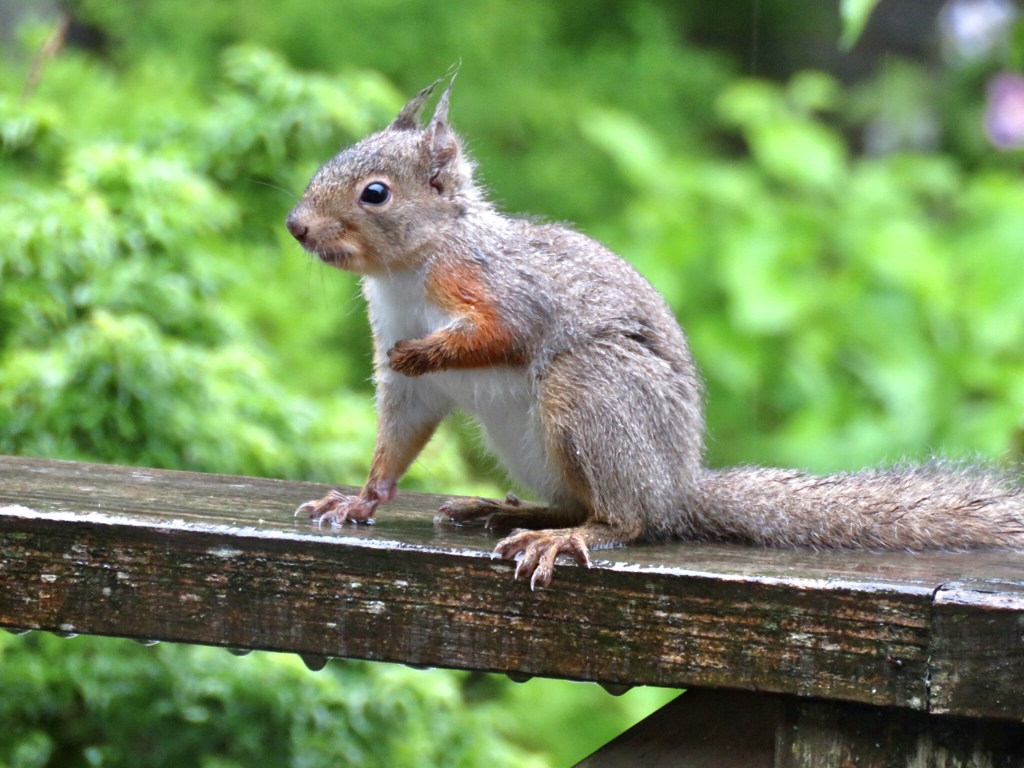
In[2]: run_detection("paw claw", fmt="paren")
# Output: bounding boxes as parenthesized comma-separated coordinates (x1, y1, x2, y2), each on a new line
(529, 565, 553, 591)
(297, 490, 377, 526)
(494, 528, 592, 588)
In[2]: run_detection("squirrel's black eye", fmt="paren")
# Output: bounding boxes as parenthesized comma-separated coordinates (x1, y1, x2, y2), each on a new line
(359, 182, 391, 206)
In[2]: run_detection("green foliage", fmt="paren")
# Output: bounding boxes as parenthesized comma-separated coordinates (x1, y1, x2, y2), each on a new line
(66, 0, 736, 225)
(585, 72, 1024, 471)
(0, 633, 544, 768)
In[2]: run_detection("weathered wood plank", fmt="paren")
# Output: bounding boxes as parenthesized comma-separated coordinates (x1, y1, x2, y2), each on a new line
(930, 579, 1024, 719)
(2, 455, 1024, 719)
(777, 696, 1024, 767)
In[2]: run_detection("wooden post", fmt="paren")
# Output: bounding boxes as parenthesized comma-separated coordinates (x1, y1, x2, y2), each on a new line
(579, 689, 1024, 767)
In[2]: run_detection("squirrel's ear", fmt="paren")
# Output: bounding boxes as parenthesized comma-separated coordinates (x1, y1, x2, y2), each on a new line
(431, 74, 455, 125)
(423, 77, 467, 194)
(390, 79, 443, 131)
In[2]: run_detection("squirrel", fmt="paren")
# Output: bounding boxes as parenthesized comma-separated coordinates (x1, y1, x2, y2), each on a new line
(285, 77, 1024, 589)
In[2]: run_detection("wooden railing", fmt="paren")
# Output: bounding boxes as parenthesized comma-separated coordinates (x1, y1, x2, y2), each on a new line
(2, 454, 1023, 766)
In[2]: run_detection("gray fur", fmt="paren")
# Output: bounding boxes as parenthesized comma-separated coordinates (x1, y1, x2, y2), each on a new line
(693, 462, 1024, 549)
(287, 81, 1024, 557)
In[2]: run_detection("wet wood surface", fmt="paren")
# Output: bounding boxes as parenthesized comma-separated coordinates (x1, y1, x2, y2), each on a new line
(1, 454, 1023, 721)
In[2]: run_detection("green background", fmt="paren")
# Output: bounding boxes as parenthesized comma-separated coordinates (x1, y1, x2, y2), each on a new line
(2, 0, 1023, 765)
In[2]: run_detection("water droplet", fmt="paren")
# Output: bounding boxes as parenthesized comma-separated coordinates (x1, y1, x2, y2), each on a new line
(52, 631, 78, 639)
(506, 671, 533, 684)
(3, 627, 31, 636)
(300, 653, 329, 671)
(599, 682, 632, 696)
(132, 638, 161, 647)
(226, 647, 252, 657)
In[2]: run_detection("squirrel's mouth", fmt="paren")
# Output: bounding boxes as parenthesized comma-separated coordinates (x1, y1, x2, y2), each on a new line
(314, 247, 355, 270)
(318, 251, 348, 266)
(307, 237, 381, 274)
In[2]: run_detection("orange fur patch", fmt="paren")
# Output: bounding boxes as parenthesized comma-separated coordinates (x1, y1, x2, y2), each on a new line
(389, 260, 524, 374)
(367, 418, 441, 486)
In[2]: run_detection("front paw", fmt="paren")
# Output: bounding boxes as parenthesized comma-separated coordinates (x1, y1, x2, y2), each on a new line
(387, 339, 434, 376)
(440, 493, 524, 528)
(296, 490, 378, 526)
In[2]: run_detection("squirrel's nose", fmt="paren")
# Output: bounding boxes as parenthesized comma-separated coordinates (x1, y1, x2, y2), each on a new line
(285, 212, 309, 242)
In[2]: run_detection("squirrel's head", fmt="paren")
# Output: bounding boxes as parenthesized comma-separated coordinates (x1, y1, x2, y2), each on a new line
(286, 76, 478, 275)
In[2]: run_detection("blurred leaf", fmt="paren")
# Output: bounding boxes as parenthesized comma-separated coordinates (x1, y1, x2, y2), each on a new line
(577, 107, 672, 188)
(717, 79, 785, 126)
(749, 117, 848, 190)
(787, 71, 841, 112)
(718, 78, 848, 192)
(840, 0, 881, 50)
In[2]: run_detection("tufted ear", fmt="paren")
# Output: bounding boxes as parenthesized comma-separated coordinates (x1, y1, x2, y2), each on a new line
(430, 73, 455, 125)
(390, 79, 442, 131)
(423, 75, 465, 195)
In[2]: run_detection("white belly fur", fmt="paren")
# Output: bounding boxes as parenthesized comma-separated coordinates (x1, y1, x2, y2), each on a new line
(432, 366, 557, 498)
(364, 271, 558, 499)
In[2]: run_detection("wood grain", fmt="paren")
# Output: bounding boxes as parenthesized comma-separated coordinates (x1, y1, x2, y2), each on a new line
(930, 579, 1024, 719)
(2, 455, 1023, 719)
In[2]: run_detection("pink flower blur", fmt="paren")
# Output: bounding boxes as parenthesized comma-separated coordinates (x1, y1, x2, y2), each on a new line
(985, 72, 1024, 150)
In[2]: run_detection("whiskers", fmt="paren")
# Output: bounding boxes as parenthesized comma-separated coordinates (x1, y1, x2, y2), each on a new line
(247, 178, 299, 200)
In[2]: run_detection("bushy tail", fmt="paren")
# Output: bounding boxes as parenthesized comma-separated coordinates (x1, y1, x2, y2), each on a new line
(690, 462, 1024, 550)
